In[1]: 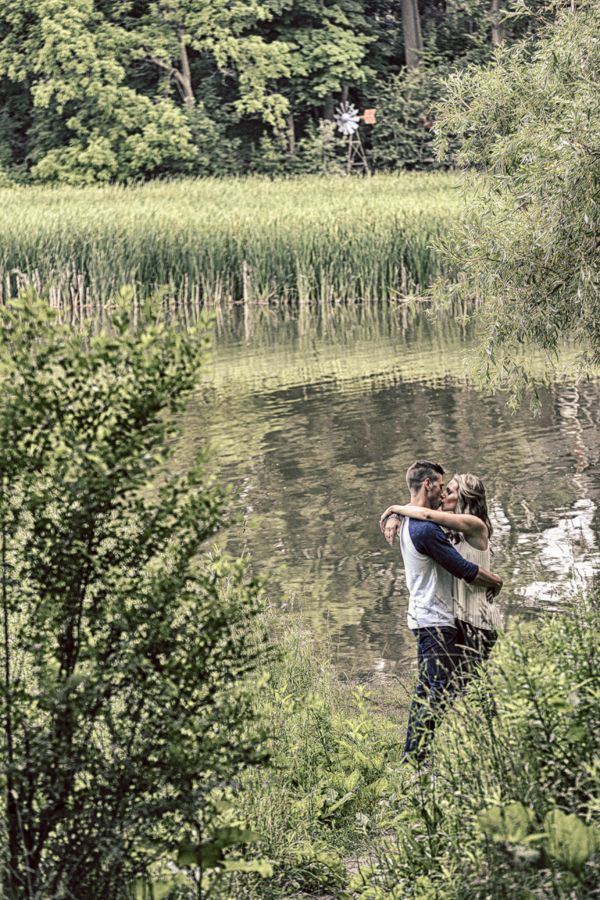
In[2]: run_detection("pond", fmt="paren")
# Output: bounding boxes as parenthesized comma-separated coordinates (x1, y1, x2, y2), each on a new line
(187, 302, 600, 679)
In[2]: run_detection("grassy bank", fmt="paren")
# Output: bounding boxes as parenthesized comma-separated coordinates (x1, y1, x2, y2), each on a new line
(0, 174, 461, 314)
(210, 594, 600, 898)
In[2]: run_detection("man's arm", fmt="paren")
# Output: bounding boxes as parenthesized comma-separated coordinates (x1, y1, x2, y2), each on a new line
(412, 521, 478, 581)
(409, 520, 503, 594)
(380, 513, 503, 597)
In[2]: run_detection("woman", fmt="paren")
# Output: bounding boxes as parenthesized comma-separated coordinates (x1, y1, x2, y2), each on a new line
(380, 473, 502, 674)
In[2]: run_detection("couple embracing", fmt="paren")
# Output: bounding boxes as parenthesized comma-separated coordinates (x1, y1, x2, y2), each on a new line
(380, 459, 503, 763)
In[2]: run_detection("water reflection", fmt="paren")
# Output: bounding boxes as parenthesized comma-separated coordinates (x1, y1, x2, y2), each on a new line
(187, 303, 600, 677)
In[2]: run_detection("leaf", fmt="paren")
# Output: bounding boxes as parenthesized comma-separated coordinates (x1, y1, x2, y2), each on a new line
(177, 840, 222, 869)
(544, 809, 599, 871)
(345, 769, 361, 791)
(368, 777, 390, 798)
(134, 876, 189, 899)
(325, 791, 355, 814)
(477, 802, 535, 843)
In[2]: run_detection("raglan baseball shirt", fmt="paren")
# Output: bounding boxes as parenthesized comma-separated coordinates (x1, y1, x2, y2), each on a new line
(399, 518, 478, 630)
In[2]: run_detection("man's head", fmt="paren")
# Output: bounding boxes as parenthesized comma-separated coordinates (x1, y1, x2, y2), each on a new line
(406, 459, 445, 508)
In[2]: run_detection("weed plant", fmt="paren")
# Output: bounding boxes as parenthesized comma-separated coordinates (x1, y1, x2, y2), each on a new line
(0, 174, 461, 313)
(219, 621, 410, 898)
(352, 592, 600, 898)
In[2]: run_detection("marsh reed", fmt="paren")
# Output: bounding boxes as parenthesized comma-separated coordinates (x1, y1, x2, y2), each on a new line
(0, 174, 461, 317)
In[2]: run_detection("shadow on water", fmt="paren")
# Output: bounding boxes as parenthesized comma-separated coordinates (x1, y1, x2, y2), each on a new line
(183, 301, 600, 679)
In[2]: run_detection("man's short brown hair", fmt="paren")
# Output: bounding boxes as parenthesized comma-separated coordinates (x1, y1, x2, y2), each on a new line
(406, 459, 445, 493)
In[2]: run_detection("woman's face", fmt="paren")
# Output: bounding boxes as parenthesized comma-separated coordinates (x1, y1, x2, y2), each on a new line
(442, 479, 459, 513)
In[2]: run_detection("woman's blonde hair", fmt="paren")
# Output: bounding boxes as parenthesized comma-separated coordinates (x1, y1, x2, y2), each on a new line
(452, 473, 493, 540)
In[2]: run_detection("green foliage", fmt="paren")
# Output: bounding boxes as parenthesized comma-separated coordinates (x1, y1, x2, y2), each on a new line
(92, 574, 599, 899)
(435, 0, 600, 394)
(130, 0, 297, 126)
(370, 65, 447, 170)
(225, 622, 408, 897)
(253, 0, 374, 144)
(355, 591, 600, 897)
(0, 0, 541, 181)
(0, 0, 199, 183)
(248, 134, 291, 176)
(544, 809, 600, 872)
(477, 800, 536, 843)
(249, 120, 346, 175)
(294, 119, 348, 175)
(0, 293, 270, 897)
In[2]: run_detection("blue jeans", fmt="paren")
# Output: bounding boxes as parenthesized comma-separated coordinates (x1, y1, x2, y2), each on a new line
(403, 626, 461, 762)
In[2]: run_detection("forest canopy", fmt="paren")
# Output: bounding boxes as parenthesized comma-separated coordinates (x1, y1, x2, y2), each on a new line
(0, 0, 540, 183)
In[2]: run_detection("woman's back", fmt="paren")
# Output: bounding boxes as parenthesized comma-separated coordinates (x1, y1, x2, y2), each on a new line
(455, 538, 504, 632)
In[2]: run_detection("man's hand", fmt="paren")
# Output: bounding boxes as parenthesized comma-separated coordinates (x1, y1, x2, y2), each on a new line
(473, 566, 503, 597)
(380, 512, 401, 546)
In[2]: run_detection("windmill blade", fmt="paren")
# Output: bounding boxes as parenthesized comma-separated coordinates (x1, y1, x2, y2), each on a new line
(334, 102, 361, 135)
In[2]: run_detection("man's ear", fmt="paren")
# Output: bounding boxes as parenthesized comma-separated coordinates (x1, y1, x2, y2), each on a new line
(423, 478, 431, 491)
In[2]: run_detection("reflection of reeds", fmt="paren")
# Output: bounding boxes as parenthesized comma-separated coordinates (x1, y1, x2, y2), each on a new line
(0, 174, 461, 314)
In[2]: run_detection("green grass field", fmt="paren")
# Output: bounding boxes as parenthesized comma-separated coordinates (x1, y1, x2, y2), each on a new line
(0, 174, 462, 312)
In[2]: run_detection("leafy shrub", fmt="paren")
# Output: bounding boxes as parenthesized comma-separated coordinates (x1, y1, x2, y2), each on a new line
(249, 121, 346, 176)
(435, 1, 600, 392)
(294, 120, 346, 176)
(0, 294, 270, 898)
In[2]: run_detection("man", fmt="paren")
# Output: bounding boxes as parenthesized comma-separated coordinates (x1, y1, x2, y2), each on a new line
(380, 460, 502, 762)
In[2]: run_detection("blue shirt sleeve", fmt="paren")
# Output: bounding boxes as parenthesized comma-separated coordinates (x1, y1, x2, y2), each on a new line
(409, 520, 478, 583)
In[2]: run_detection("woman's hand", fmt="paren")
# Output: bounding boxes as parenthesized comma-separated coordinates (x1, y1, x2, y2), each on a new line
(379, 506, 404, 545)
(379, 506, 404, 532)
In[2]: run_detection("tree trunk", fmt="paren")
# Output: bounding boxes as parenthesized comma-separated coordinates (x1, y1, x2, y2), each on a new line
(491, 0, 504, 45)
(286, 113, 296, 157)
(402, 0, 423, 70)
(323, 94, 334, 120)
(2, 495, 23, 896)
(178, 30, 195, 109)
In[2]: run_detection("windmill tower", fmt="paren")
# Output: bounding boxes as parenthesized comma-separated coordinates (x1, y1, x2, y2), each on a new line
(334, 102, 376, 175)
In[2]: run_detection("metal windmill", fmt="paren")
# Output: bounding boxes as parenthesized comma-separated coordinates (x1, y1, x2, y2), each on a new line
(334, 102, 376, 175)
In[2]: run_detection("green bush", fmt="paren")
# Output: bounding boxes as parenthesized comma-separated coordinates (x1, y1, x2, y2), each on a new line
(354, 592, 600, 898)
(294, 120, 346, 176)
(0, 294, 270, 898)
(248, 122, 346, 176)
(435, 1, 600, 394)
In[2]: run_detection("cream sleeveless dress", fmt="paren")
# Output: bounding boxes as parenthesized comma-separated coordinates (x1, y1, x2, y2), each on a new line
(455, 538, 504, 632)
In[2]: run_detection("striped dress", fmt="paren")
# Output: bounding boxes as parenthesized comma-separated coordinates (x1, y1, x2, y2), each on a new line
(455, 538, 504, 632)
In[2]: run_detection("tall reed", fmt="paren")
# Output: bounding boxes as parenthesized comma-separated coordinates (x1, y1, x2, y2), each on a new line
(0, 174, 461, 315)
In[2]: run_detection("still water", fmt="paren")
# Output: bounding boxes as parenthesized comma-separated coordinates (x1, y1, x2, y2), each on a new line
(187, 302, 600, 678)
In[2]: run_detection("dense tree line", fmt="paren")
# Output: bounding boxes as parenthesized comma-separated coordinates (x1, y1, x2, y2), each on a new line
(0, 0, 537, 183)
